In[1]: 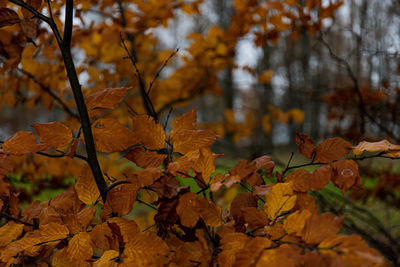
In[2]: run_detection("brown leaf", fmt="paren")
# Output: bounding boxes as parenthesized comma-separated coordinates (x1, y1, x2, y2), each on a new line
(21, 0, 43, 18)
(94, 250, 119, 267)
(33, 121, 73, 148)
(106, 181, 137, 216)
(176, 192, 199, 228)
(295, 132, 315, 159)
(314, 137, 352, 163)
(3, 131, 46, 155)
(20, 18, 39, 40)
(353, 139, 400, 156)
(39, 222, 69, 242)
(127, 167, 162, 188)
(92, 118, 138, 153)
(131, 115, 166, 150)
(230, 192, 258, 225)
(241, 207, 269, 228)
(302, 213, 344, 244)
(154, 198, 179, 228)
(0, 221, 24, 247)
(252, 155, 274, 177)
(125, 146, 166, 168)
(107, 217, 139, 243)
(331, 160, 361, 194)
(0, 8, 20, 28)
(283, 209, 312, 236)
(195, 197, 223, 226)
(77, 206, 96, 229)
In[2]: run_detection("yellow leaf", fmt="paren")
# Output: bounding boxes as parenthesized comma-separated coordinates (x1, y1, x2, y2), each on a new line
(287, 109, 305, 124)
(265, 182, 297, 221)
(75, 165, 100, 205)
(66, 232, 93, 262)
(131, 115, 166, 150)
(92, 118, 138, 153)
(33, 121, 73, 148)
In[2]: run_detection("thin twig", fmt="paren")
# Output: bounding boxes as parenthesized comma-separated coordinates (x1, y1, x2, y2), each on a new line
(1, 212, 38, 228)
(147, 48, 179, 95)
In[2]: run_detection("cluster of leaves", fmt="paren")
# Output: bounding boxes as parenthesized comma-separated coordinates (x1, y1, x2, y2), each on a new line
(1, 94, 398, 265)
(0, 0, 398, 266)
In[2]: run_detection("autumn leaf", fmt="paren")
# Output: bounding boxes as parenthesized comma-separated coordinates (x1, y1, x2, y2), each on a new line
(66, 232, 93, 263)
(0, 8, 20, 27)
(302, 213, 344, 244)
(176, 192, 200, 228)
(52, 248, 73, 266)
(125, 146, 166, 168)
(39, 222, 69, 243)
(105, 181, 137, 216)
(0, 222, 24, 247)
(170, 109, 197, 141)
(283, 209, 312, 236)
(92, 118, 138, 153)
(258, 69, 274, 84)
(86, 87, 130, 117)
(314, 137, 352, 163)
(33, 121, 73, 148)
(94, 250, 119, 267)
(295, 132, 315, 159)
(252, 155, 275, 177)
(172, 129, 217, 154)
(2, 131, 46, 155)
(265, 182, 297, 221)
(107, 217, 139, 243)
(195, 197, 223, 226)
(75, 165, 100, 205)
(331, 160, 361, 194)
(131, 115, 166, 150)
(353, 139, 400, 156)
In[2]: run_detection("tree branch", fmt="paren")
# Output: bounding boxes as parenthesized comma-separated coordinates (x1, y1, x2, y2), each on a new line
(64, 0, 73, 48)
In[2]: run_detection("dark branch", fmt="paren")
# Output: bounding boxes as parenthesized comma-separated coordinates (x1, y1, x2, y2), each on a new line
(1, 212, 38, 228)
(64, 0, 73, 48)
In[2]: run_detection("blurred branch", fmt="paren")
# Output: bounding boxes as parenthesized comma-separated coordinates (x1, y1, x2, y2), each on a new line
(16, 68, 79, 119)
(317, 33, 400, 142)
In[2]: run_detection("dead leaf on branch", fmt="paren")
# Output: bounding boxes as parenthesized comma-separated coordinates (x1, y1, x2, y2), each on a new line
(33, 121, 73, 149)
(0, 8, 20, 28)
(3, 131, 46, 155)
(314, 137, 352, 163)
(295, 132, 315, 159)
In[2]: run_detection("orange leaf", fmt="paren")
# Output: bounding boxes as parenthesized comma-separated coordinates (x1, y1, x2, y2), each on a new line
(66, 232, 93, 262)
(170, 109, 197, 141)
(176, 192, 200, 228)
(193, 147, 215, 184)
(353, 139, 400, 156)
(33, 121, 73, 148)
(0, 8, 20, 27)
(295, 133, 315, 159)
(86, 87, 130, 117)
(265, 182, 297, 221)
(173, 129, 217, 154)
(77, 206, 97, 229)
(3, 131, 46, 155)
(52, 248, 73, 266)
(92, 118, 138, 153)
(314, 137, 352, 163)
(302, 213, 344, 244)
(124, 146, 166, 168)
(75, 165, 100, 205)
(128, 167, 162, 188)
(131, 115, 166, 150)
